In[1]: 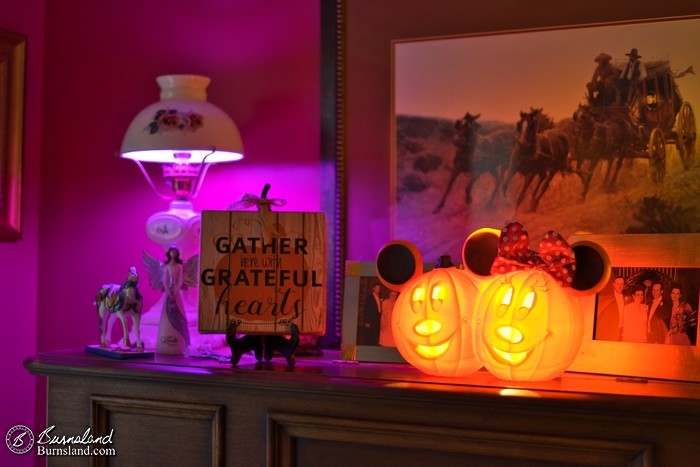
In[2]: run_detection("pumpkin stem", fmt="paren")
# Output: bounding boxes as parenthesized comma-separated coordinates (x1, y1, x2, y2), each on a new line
(435, 255, 454, 269)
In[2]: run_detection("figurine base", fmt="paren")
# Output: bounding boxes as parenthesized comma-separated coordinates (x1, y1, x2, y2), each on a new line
(226, 323, 300, 366)
(85, 344, 155, 360)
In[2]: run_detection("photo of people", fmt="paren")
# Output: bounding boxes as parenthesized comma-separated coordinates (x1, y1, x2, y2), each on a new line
(594, 267, 699, 345)
(356, 277, 399, 347)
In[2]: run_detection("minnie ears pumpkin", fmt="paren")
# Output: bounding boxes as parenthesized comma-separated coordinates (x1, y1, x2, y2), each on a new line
(492, 222, 575, 288)
(470, 222, 610, 294)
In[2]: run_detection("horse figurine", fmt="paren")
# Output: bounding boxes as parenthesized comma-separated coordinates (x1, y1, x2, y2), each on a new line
(95, 266, 144, 350)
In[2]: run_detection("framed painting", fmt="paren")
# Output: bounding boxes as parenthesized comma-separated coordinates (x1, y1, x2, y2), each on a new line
(322, 1, 700, 349)
(393, 16, 700, 263)
(568, 233, 700, 382)
(340, 261, 405, 363)
(0, 29, 26, 241)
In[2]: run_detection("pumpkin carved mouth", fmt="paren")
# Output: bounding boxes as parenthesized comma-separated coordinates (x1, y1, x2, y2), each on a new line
(488, 345, 530, 365)
(484, 338, 544, 366)
(408, 318, 456, 359)
(415, 339, 452, 359)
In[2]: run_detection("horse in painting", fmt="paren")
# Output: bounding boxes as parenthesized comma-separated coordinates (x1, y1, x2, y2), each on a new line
(434, 112, 515, 213)
(502, 108, 573, 212)
(571, 104, 633, 199)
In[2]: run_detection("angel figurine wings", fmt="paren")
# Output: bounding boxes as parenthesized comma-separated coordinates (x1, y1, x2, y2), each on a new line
(143, 247, 199, 355)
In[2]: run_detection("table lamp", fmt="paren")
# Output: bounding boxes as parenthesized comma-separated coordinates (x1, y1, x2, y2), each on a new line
(120, 74, 243, 353)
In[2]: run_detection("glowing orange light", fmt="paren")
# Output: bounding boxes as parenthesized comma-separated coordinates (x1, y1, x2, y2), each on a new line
(497, 326, 523, 343)
(415, 319, 442, 336)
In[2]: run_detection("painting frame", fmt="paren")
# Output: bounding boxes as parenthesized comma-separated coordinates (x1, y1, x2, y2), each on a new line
(568, 233, 700, 382)
(340, 261, 406, 363)
(323, 2, 700, 349)
(0, 29, 26, 241)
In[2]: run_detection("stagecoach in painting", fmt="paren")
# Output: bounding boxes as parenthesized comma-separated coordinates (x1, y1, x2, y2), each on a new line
(574, 59, 696, 188)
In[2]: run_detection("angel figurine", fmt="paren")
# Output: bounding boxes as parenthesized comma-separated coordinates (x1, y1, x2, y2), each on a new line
(143, 247, 199, 355)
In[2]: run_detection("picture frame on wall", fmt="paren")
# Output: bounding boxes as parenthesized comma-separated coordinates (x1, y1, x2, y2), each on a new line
(568, 233, 700, 382)
(392, 15, 700, 263)
(340, 261, 406, 363)
(0, 29, 26, 241)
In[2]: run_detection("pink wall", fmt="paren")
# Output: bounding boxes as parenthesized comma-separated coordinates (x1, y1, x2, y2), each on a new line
(0, 2, 44, 466)
(1, 0, 319, 464)
(38, 0, 320, 350)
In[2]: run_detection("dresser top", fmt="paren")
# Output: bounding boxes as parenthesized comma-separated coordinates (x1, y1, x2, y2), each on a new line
(25, 347, 700, 416)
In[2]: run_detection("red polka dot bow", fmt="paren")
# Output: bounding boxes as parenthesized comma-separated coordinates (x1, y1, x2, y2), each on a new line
(490, 222, 576, 287)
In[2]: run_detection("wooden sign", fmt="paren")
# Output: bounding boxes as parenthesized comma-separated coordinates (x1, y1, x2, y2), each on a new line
(198, 209, 326, 335)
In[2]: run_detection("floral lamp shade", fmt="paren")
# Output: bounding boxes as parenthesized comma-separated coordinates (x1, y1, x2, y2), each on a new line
(120, 75, 243, 201)
(121, 75, 243, 164)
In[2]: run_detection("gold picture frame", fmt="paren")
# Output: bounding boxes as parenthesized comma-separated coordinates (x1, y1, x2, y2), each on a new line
(0, 29, 26, 241)
(340, 261, 406, 363)
(568, 233, 700, 382)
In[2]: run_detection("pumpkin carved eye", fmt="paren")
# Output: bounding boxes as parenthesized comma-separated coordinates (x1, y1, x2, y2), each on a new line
(431, 283, 446, 310)
(515, 291, 536, 320)
(502, 287, 513, 305)
(411, 286, 425, 312)
(497, 286, 514, 317)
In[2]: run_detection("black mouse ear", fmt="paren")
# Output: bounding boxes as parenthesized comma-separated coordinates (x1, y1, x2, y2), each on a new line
(569, 239, 611, 295)
(462, 228, 500, 277)
(376, 241, 423, 291)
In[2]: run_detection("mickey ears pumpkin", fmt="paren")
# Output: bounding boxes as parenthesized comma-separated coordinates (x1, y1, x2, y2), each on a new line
(568, 239, 611, 295)
(376, 231, 498, 291)
(462, 227, 501, 276)
(461, 227, 611, 295)
(376, 240, 424, 291)
(376, 229, 504, 290)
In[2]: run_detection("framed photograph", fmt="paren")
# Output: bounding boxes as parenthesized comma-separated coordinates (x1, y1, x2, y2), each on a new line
(340, 261, 405, 363)
(0, 29, 26, 241)
(393, 16, 700, 262)
(568, 233, 700, 382)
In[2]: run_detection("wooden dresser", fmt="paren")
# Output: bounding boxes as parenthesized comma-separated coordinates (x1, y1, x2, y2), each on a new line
(24, 349, 700, 466)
